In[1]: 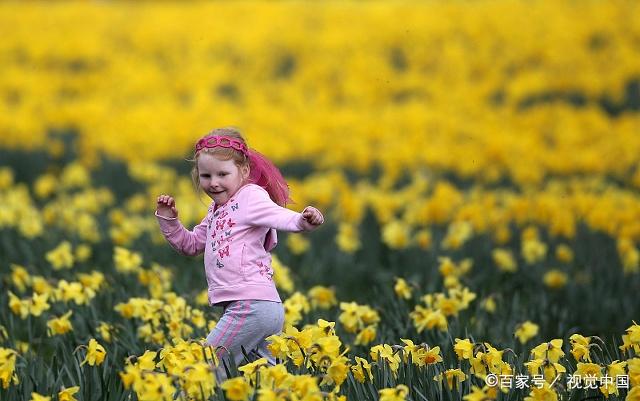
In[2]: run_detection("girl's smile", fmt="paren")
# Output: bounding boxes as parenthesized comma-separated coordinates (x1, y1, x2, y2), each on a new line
(197, 153, 249, 205)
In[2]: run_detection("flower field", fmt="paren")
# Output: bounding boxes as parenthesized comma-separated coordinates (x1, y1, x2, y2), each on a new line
(1, 1, 640, 400)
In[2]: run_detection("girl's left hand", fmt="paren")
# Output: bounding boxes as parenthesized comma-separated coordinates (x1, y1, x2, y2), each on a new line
(302, 206, 324, 226)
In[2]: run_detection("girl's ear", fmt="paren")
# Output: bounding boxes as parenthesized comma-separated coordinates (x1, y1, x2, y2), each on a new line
(241, 164, 250, 181)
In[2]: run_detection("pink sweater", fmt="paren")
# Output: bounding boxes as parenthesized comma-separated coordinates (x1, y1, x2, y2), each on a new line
(156, 184, 319, 305)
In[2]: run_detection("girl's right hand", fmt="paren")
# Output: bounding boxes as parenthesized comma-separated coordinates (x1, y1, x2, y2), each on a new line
(156, 194, 178, 218)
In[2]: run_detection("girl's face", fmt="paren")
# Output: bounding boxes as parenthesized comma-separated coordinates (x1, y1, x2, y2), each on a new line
(197, 153, 249, 205)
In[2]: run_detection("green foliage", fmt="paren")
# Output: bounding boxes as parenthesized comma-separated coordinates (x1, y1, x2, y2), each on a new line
(0, 150, 638, 400)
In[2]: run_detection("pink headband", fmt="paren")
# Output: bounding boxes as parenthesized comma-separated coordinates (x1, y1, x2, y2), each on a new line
(195, 135, 248, 156)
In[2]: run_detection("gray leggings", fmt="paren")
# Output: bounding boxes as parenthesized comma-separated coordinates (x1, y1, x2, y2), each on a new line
(206, 300, 284, 380)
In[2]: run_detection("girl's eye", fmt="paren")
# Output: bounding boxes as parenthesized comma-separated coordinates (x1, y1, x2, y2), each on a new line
(200, 174, 210, 178)
(218, 173, 228, 177)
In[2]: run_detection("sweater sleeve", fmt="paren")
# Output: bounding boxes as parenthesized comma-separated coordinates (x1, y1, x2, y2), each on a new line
(155, 211, 209, 256)
(244, 186, 319, 232)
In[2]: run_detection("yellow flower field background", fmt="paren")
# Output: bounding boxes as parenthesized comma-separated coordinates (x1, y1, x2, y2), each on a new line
(1, 1, 640, 400)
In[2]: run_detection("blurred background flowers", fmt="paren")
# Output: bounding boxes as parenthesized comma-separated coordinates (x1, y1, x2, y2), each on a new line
(1, 1, 639, 400)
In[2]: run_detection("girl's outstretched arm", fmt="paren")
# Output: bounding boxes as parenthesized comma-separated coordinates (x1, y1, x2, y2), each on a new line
(244, 186, 324, 232)
(155, 194, 208, 256)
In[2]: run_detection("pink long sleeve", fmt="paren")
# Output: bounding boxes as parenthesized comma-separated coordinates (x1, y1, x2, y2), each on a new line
(155, 211, 209, 256)
(244, 187, 319, 232)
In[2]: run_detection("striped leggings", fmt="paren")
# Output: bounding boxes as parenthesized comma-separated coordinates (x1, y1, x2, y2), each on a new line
(205, 300, 284, 380)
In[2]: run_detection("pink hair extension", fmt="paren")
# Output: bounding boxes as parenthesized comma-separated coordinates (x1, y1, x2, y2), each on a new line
(247, 149, 291, 207)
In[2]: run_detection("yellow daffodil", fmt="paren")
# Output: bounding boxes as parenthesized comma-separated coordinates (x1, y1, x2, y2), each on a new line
(575, 362, 602, 380)
(80, 339, 106, 366)
(0, 347, 19, 389)
(60, 163, 89, 189)
(481, 296, 497, 313)
(97, 322, 113, 343)
(382, 220, 411, 249)
(8, 291, 28, 319)
(29, 393, 51, 401)
(522, 239, 548, 265)
(523, 382, 558, 401)
(58, 386, 80, 401)
(336, 223, 361, 253)
(238, 357, 268, 381)
(339, 301, 380, 333)
(492, 249, 517, 272)
(286, 235, 309, 255)
(322, 355, 349, 387)
(515, 321, 539, 344)
(463, 385, 497, 401)
(434, 368, 466, 390)
(182, 361, 216, 399)
(543, 269, 568, 289)
(555, 244, 574, 263)
(442, 221, 473, 250)
(454, 338, 475, 360)
(627, 358, 640, 387)
(46, 241, 74, 270)
(351, 356, 372, 383)
(414, 229, 432, 249)
(34, 174, 58, 198)
(74, 244, 92, 262)
(47, 311, 74, 336)
(569, 334, 592, 362)
(10, 264, 31, 292)
(410, 305, 448, 332)
(370, 344, 401, 373)
(394, 278, 412, 300)
(220, 377, 252, 401)
(531, 339, 564, 363)
(625, 387, 640, 401)
(113, 246, 143, 273)
(77, 271, 105, 291)
(307, 286, 337, 309)
(0, 168, 14, 189)
(271, 255, 294, 293)
(379, 384, 409, 401)
(355, 325, 377, 345)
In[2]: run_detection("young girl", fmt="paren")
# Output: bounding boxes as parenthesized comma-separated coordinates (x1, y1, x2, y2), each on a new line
(155, 127, 324, 377)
